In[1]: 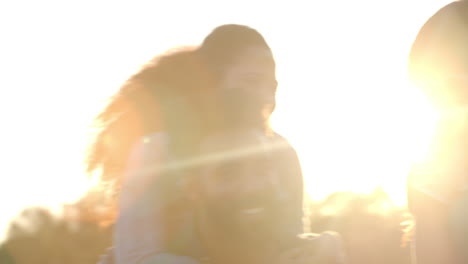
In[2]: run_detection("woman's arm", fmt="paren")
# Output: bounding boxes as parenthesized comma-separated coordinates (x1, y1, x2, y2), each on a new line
(112, 133, 199, 264)
(113, 133, 167, 264)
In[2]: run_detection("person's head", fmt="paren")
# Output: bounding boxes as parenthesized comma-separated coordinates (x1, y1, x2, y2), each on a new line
(198, 24, 277, 130)
(189, 129, 283, 252)
(408, 1, 468, 110)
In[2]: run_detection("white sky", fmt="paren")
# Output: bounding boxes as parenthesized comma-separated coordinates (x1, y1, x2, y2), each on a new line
(0, 0, 452, 241)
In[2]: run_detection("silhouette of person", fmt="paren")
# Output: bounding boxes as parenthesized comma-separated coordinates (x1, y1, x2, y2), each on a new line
(90, 24, 304, 264)
(408, 1, 468, 263)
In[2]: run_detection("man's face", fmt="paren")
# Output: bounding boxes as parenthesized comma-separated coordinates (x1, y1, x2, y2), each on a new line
(194, 132, 281, 243)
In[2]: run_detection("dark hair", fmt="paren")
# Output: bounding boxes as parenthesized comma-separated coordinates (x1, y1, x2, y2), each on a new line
(86, 47, 214, 188)
(408, 0, 468, 108)
(198, 24, 276, 132)
(86, 25, 274, 186)
(84, 25, 275, 223)
(198, 24, 272, 77)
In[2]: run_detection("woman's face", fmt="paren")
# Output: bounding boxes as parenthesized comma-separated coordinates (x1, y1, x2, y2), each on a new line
(219, 47, 278, 125)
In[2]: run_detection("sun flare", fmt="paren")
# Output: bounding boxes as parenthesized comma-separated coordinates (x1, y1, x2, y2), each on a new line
(0, 0, 454, 242)
(271, 66, 439, 207)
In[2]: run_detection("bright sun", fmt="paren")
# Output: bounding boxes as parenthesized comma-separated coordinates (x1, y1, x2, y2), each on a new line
(271, 58, 439, 207)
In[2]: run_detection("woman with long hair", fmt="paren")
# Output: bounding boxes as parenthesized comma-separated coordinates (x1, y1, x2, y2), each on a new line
(89, 24, 304, 264)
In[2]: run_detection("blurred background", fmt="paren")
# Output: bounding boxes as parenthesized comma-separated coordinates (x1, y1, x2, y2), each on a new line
(0, 0, 453, 263)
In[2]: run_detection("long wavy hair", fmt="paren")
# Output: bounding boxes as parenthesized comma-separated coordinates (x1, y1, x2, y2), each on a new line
(84, 47, 216, 221)
(85, 24, 275, 223)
